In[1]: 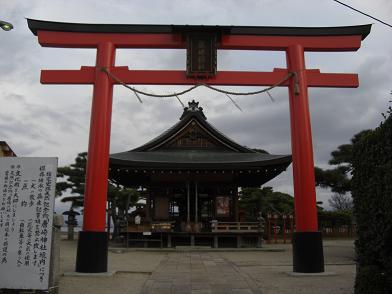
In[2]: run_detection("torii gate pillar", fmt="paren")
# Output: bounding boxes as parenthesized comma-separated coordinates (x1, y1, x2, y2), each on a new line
(75, 42, 116, 272)
(287, 44, 323, 272)
(27, 19, 371, 274)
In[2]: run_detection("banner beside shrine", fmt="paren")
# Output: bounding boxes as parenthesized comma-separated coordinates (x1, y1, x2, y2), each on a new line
(0, 157, 57, 290)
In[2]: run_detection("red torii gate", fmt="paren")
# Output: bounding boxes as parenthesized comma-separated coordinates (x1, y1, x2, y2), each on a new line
(27, 19, 371, 273)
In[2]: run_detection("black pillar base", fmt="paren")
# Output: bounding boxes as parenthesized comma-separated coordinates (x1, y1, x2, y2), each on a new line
(76, 231, 108, 273)
(292, 231, 325, 273)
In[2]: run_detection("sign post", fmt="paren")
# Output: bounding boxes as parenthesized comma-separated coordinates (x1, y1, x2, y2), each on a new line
(0, 157, 57, 291)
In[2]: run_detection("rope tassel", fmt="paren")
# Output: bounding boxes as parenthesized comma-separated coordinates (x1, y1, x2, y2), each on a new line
(133, 90, 143, 103)
(175, 94, 185, 108)
(266, 91, 275, 102)
(225, 94, 243, 112)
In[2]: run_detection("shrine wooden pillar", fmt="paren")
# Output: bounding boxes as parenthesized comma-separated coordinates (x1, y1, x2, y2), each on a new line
(145, 187, 151, 222)
(187, 181, 190, 223)
(195, 182, 199, 224)
(233, 188, 239, 222)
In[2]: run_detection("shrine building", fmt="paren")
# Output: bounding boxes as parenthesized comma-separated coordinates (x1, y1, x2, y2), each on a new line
(109, 100, 291, 247)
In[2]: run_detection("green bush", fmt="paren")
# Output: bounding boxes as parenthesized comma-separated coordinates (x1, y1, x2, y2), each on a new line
(318, 210, 352, 227)
(355, 265, 388, 294)
(352, 107, 392, 294)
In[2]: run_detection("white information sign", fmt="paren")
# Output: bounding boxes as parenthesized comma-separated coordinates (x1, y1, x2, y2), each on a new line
(0, 157, 57, 290)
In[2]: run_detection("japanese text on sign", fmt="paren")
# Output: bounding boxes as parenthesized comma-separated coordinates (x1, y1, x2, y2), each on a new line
(0, 157, 57, 290)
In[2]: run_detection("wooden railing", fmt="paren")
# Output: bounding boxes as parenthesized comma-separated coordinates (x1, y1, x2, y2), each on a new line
(126, 222, 175, 233)
(321, 225, 356, 238)
(211, 221, 263, 233)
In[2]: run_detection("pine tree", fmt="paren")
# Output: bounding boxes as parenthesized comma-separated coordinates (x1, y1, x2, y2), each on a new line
(314, 130, 372, 211)
(56, 152, 140, 240)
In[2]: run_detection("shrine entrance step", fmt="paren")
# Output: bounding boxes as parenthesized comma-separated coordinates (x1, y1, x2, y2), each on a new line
(176, 246, 212, 249)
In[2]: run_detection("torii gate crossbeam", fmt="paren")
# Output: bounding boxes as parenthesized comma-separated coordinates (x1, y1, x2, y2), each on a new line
(27, 19, 371, 274)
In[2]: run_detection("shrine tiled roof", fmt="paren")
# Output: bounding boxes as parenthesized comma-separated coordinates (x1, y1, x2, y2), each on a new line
(110, 150, 291, 170)
(110, 100, 291, 171)
(132, 100, 252, 153)
(109, 101, 291, 186)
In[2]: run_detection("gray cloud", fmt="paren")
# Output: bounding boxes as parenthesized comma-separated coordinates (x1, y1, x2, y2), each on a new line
(1, 0, 391, 210)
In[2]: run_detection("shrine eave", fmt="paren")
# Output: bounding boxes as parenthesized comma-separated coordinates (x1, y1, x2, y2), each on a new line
(27, 19, 371, 40)
(109, 151, 292, 170)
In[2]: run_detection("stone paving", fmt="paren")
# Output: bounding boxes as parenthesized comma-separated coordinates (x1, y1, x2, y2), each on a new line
(141, 252, 262, 294)
(58, 239, 356, 294)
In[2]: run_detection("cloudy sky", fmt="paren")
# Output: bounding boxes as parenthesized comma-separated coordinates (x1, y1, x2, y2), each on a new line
(1, 0, 391, 210)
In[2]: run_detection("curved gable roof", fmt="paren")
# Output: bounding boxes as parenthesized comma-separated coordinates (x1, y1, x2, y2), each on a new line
(132, 100, 253, 153)
(109, 101, 292, 186)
